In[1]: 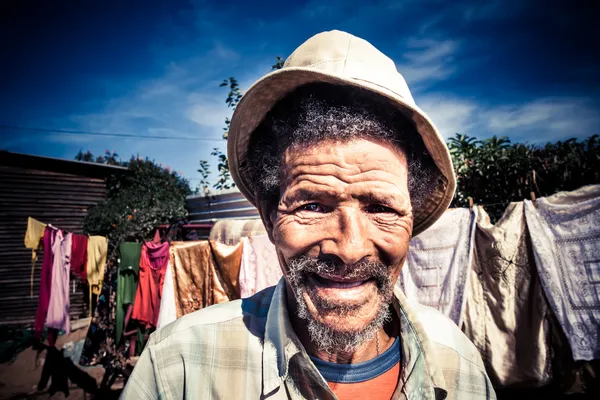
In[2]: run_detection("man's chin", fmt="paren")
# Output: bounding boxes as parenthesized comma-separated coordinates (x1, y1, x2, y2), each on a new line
(301, 291, 384, 333)
(296, 293, 392, 353)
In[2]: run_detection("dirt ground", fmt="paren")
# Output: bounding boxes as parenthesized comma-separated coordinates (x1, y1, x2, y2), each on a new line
(0, 323, 124, 399)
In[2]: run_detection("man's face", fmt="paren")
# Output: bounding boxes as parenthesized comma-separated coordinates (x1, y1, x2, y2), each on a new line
(265, 138, 413, 351)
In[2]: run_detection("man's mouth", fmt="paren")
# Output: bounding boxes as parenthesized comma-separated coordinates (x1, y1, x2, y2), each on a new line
(310, 273, 375, 289)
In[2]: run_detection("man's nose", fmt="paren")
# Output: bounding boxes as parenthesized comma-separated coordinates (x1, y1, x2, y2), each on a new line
(320, 208, 373, 265)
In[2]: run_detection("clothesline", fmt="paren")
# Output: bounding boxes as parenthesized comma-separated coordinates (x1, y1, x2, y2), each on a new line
(473, 201, 509, 207)
(466, 190, 539, 209)
(24, 217, 108, 341)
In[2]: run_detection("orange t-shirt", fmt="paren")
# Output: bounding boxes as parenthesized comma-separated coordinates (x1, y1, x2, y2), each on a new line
(311, 337, 401, 400)
(327, 361, 400, 399)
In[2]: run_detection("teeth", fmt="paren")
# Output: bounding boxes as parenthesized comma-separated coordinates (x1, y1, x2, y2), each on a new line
(315, 277, 367, 289)
(332, 280, 365, 289)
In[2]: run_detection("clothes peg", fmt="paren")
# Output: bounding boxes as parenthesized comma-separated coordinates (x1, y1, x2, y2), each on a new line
(530, 191, 537, 207)
(468, 197, 473, 211)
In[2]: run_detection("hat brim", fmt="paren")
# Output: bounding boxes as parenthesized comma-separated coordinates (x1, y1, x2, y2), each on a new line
(228, 67, 456, 236)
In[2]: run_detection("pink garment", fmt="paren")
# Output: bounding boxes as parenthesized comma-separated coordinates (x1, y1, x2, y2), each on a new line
(146, 241, 170, 270)
(239, 235, 282, 298)
(34, 226, 57, 337)
(46, 231, 72, 334)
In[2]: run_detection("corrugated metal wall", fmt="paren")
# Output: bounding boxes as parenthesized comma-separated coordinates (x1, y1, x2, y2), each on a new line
(187, 189, 261, 223)
(0, 166, 109, 326)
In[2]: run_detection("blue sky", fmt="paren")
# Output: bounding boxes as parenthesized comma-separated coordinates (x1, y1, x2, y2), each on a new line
(1, 0, 599, 189)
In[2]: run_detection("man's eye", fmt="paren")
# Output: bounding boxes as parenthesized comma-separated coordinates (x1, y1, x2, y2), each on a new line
(366, 204, 396, 214)
(297, 203, 327, 213)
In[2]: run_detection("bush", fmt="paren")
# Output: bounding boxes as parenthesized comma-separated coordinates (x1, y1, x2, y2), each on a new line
(83, 157, 192, 258)
(448, 134, 600, 222)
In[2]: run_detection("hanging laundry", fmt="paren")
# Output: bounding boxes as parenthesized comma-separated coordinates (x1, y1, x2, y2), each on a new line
(34, 226, 58, 337)
(86, 236, 108, 303)
(132, 241, 169, 327)
(209, 219, 266, 245)
(170, 240, 243, 318)
(211, 240, 243, 298)
(524, 184, 600, 361)
(397, 208, 477, 325)
(462, 203, 552, 388)
(24, 216, 46, 256)
(239, 235, 282, 298)
(116, 242, 142, 345)
(157, 262, 177, 328)
(70, 234, 88, 283)
(25, 217, 47, 297)
(46, 231, 73, 334)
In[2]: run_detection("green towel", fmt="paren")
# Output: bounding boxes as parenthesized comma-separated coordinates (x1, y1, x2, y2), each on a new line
(116, 242, 142, 346)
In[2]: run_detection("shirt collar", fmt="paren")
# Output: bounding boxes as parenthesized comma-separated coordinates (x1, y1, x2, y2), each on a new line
(262, 279, 448, 399)
(262, 279, 303, 395)
(392, 286, 448, 399)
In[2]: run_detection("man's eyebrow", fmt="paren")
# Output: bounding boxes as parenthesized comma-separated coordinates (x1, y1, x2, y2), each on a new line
(285, 188, 339, 202)
(355, 192, 398, 207)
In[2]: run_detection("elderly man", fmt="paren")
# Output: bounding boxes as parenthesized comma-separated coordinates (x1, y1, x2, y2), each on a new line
(122, 31, 495, 400)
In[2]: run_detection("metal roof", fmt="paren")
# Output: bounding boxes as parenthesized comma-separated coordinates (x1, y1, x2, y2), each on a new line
(0, 150, 127, 179)
(187, 190, 260, 223)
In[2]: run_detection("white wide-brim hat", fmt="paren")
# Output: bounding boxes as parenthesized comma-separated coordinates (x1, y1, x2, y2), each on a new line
(228, 30, 456, 236)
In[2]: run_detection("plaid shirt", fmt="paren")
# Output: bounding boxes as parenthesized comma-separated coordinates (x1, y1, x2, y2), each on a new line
(121, 279, 496, 400)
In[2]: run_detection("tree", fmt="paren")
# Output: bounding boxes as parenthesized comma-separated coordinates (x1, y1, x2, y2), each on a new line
(447, 133, 600, 222)
(197, 57, 284, 192)
(197, 159, 211, 194)
(76, 149, 120, 165)
(83, 154, 192, 258)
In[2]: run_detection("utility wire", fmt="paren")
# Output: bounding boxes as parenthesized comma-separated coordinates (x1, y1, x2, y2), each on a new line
(0, 124, 225, 142)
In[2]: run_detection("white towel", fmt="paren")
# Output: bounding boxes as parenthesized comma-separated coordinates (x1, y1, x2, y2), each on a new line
(156, 262, 177, 328)
(398, 208, 477, 325)
(524, 184, 600, 361)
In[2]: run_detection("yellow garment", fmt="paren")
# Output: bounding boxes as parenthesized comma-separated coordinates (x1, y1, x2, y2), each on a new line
(24, 217, 46, 297)
(86, 236, 108, 308)
(170, 240, 243, 318)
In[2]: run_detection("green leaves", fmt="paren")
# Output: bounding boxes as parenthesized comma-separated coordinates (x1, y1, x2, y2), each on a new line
(197, 57, 285, 193)
(448, 133, 600, 223)
(83, 155, 192, 261)
(272, 56, 284, 71)
(210, 148, 234, 191)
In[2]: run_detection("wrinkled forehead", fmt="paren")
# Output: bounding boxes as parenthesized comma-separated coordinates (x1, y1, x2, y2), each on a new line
(283, 136, 407, 166)
(280, 138, 411, 197)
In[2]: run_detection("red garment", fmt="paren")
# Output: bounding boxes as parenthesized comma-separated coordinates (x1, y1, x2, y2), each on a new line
(132, 242, 169, 327)
(70, 234, 88, 283)
(34, 227, 57, 337)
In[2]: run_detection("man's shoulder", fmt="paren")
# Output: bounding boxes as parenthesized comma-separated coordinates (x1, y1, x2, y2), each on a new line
(411, 302, 485, 370)
(150, 286, 276, 347)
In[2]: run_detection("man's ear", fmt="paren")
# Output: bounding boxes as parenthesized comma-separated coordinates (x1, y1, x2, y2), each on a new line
(257, 200, 277, 244)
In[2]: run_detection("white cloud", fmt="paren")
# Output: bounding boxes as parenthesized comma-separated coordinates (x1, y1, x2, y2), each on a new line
(54, 42, 242, 186)
(185, 94, 230, 130)
(483, 98, 600, 141)
(416, 95, 478, 139)
(396, 37, 460, 88)
(416, 94, 600, 142)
